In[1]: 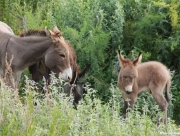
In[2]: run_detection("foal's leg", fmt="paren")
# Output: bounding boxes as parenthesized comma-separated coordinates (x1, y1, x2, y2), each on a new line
(151, 90, 168, 124)
(122, 92, 138, 118)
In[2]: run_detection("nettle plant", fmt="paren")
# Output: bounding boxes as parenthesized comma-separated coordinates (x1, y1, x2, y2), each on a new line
(1, 75, 180, 135)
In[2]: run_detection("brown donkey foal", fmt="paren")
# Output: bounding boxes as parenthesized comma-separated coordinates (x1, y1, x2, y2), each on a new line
(117, 50, 171, 124)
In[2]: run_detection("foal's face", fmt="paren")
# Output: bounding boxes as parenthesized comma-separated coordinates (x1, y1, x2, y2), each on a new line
(118, 50, 142, 94)
(119, 65, 137, 94)
(45, 27, 72, 81)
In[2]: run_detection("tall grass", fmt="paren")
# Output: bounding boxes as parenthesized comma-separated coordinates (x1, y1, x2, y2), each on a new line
(0, 76, 180, 136)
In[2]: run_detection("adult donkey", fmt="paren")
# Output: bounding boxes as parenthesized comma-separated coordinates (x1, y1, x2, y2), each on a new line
(117, 50, 171, 124)
(0, 22, 72, 90)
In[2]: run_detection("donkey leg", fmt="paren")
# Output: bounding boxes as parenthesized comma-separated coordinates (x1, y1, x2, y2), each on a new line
(123, 100, 128, 118)
(151, 92, 168, 124)
(14, 71, 22, 90)
(122, 92, 137, 118)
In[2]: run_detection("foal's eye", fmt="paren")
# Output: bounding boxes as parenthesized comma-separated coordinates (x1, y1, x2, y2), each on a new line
(59, 54, 65, 58)
(124, 76, 127, 79)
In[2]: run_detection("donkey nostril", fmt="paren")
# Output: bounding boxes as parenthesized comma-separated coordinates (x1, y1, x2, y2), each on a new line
(126, 91, 132, 94)
(68, 76, 71, 80)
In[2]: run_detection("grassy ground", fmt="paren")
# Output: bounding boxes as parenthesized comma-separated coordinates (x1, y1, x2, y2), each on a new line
(0, 76, 180, 136)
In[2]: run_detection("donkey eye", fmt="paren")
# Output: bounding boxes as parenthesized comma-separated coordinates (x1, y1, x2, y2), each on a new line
(124, 76, 127, 79)
(59, 54, 65, 58)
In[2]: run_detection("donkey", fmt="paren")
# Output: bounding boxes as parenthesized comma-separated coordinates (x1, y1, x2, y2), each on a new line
(62, 64, 91, 109)
(0, 23, 72, 90)
(117, 50, 171, 124)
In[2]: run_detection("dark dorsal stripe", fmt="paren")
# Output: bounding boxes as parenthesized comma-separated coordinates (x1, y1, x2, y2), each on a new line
(19, 29, 47, 37)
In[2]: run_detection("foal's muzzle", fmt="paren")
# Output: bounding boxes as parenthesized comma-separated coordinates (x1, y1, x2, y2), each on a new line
(125, 85, 133, 94)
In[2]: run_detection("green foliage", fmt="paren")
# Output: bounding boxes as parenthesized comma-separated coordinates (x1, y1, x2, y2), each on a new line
(1, 0, 180, 124)
(171, 73, 180, 125)
(0, 77, 180, 135)
(0, 0, 23, 33)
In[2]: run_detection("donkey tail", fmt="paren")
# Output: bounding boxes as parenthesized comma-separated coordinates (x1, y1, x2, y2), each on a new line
(165, 78, 171, 103)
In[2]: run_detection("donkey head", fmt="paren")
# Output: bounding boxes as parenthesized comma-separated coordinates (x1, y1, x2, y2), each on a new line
(63, 64, 91, 109)
(118, 50, 142, 94)
(44, 27, 72, 81)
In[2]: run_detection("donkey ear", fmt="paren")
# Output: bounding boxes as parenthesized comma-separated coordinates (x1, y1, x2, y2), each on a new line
(45, 27, 51, 36)
(118, 49, 126, 68)
(45, 27, 59, 43)
(52, 26, 62, 37)
(133, 53, 142, 66)
(78, 64, 91, 79)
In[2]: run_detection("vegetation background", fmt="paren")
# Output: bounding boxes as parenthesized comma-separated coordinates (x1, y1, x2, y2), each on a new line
(0, 0, 180, 130)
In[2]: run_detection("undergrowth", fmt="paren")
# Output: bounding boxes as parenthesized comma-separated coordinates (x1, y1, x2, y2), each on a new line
(0, 76, 180, 136)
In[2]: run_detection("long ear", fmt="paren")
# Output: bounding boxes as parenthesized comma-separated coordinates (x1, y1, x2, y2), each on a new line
(52, 26, 62, 37)
(133, 53, 142, 66)
(78, 64, 91, 79)
(118, 49, 126, 68)
(45, 27, 59, 42)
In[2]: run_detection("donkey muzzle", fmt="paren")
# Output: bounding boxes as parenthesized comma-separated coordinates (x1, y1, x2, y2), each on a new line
(59, 67, 72, 81)
(125, 85, 133, 94)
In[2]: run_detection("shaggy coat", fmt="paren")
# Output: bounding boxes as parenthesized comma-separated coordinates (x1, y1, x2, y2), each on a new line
(117, 50, 171, 124)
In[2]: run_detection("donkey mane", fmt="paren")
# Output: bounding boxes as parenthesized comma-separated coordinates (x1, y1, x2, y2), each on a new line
(19, 29, 47, 37)
(64, 40, 80, 81)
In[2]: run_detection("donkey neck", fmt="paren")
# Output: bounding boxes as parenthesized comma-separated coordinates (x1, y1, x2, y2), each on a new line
(8, 35, 53, 70)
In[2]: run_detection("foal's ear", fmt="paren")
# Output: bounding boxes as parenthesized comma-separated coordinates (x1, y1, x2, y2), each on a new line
(133, 53, 142, 66)
(52, 26, 62, 37)
(45, 27, 59, 42)
(118, 49, 126, 68)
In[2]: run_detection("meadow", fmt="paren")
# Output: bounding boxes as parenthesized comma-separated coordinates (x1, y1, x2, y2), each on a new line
(0, 75, 180, 136)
